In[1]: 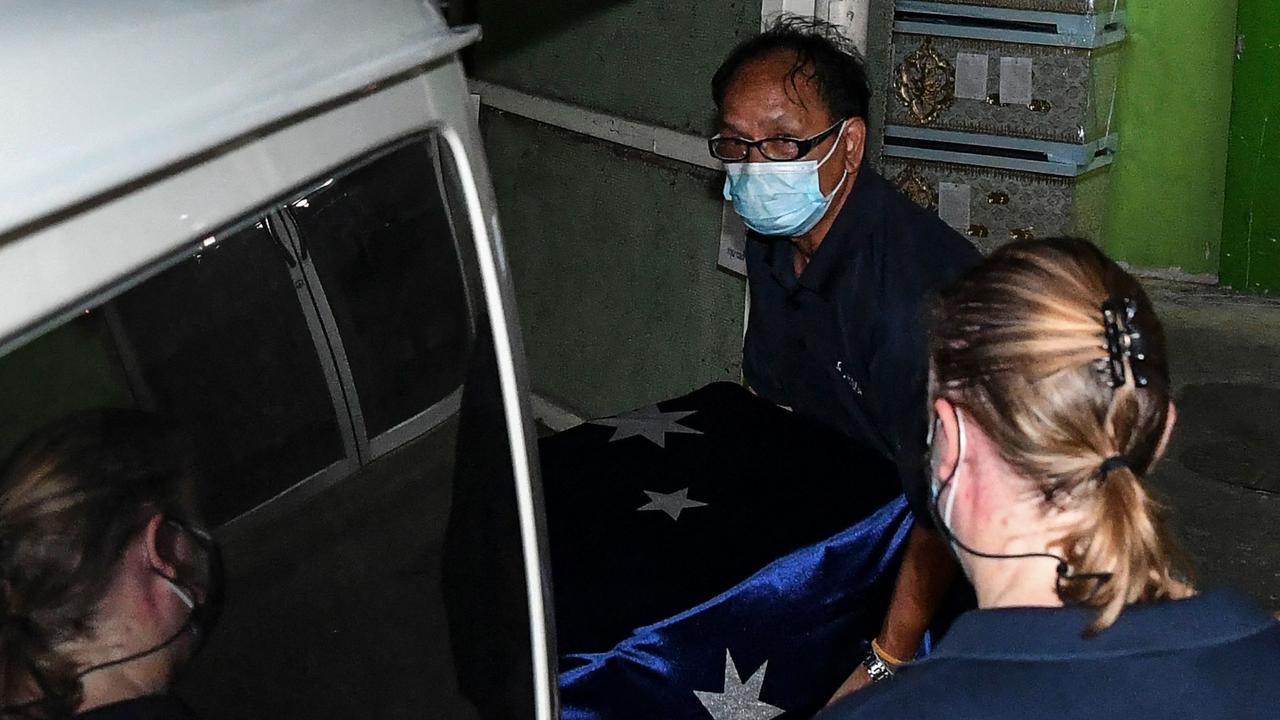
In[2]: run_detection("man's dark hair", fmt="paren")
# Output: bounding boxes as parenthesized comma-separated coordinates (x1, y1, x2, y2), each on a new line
(712, 14, 871, 122)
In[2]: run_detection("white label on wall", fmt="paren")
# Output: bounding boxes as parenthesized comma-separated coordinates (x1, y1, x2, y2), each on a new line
(718, 201, 748, 276)
(954, 52, 989, 100)
(999, 57, 1034, 106)
(938, 182, 972, 231)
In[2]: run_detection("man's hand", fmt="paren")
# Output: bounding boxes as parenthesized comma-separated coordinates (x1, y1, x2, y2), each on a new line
(825, 663, 873, 706)
(876, 526, 958, 658)
(824, 526, 960, 707)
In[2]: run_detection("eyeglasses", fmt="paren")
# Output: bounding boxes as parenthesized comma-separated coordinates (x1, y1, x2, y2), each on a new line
(707, 119, 847, 162)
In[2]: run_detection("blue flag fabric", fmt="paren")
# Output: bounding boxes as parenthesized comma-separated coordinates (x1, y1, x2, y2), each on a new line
(560, 497, 914, 719)
(539, 382, 920, 718)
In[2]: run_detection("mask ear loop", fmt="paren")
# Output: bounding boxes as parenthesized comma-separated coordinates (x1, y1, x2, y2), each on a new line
(816, 121, 848, 167)
(940, 408, 967, 528)
(816, 121, 850, 201)
(160, 576, 196, 610)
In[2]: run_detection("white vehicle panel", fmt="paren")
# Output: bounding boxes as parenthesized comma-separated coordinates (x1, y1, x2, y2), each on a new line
(0, 0, 477, 240)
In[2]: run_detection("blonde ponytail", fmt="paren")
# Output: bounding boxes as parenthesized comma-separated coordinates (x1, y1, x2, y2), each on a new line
(1060, 462, 1192, 633)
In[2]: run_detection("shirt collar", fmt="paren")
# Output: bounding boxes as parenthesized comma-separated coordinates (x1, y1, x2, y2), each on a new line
(760, 167, 888, 296)
(928, 590, 1274, 663)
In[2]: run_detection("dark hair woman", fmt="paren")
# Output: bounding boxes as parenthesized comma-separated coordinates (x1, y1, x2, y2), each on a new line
(820, 238, 1280, 720)
(0, 410, 217, 719)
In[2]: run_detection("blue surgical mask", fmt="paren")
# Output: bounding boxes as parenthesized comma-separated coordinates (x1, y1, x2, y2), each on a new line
(722, 123, 848, 237)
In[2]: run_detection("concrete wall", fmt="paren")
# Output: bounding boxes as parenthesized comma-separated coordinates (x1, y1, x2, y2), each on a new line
(471, 2, 758, 137)
(481, 111, 745, 417)
(470, 0, 758, 418)
(1101, 0, 1239, 277)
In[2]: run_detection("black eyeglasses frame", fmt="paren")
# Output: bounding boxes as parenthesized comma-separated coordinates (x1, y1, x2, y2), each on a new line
(707, 119, 848, 163)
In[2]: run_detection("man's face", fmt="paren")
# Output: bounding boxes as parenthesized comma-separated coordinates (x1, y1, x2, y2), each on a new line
(717, 50, 864, 195)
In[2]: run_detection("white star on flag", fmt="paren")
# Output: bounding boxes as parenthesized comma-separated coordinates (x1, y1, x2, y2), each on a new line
(637, 487, 708, 521)
(694, 650, 784, 720)
(588, 405, 703, 448)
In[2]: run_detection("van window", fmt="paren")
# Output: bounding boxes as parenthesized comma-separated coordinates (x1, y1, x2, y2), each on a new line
(0, 133, 536, 719)
(287, 141, 472, 442)
(109, 218, 349, 522)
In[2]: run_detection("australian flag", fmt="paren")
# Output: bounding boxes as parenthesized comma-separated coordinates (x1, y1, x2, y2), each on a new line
(539, 382, 917, 719)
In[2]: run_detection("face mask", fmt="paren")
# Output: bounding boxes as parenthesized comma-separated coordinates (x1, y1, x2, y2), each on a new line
(722, 122, 848, 237)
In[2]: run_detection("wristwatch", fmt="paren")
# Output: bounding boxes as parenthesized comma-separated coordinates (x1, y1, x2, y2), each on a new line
(861, 647, 896, 684)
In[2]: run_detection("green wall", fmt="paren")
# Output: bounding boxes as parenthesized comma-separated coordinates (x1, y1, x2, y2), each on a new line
(1220, 0, 1280, 293)
(1101, 0, 1239, 275)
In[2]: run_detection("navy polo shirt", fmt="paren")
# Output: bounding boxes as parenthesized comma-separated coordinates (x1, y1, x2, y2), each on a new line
(742, 166, 980, 523)
(817, 590, 1280, 719)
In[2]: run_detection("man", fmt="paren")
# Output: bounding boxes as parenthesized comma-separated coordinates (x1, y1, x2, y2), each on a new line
(710, 17, 981, 700)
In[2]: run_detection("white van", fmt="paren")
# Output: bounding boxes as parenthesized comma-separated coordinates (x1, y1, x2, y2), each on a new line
(0, 1, 555, 718)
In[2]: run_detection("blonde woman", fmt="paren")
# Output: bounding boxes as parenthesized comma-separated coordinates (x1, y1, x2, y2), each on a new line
(820, 238, 1280, 719)
(0, 411, 217, 719)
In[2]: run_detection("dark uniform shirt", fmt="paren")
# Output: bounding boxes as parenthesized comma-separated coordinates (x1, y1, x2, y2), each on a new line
(817, 590, 1280, 720)
(743, 166, 980, 523)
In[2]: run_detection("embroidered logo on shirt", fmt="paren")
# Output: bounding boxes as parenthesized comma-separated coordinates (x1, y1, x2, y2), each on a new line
(835, 361, 863, 396)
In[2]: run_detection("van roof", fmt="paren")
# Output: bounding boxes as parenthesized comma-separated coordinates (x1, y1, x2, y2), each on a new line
(0, 0, 477, 239)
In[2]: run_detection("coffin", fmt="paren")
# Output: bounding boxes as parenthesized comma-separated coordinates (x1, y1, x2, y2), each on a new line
(886, 30, 1123, 146)
(881, 154, 1111, 253)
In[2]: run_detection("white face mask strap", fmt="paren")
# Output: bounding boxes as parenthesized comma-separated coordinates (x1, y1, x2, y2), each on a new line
(824, 170, 849, 202)
(816, 120, 847, 169)
(817, 121, 850, 200)
(161, 576, 196, 609)
(942, 407, 967, 528)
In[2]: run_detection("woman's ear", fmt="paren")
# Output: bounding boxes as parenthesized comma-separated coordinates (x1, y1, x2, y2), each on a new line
(143, 513, 181, 579)
(932, 397, 960, 480)
(842, 118, 867, 175)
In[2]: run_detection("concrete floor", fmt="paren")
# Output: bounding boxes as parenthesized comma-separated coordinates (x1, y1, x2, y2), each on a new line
(1142, 280, 1280, 609)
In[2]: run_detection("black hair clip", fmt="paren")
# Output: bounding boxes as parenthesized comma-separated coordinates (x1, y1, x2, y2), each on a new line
(1101, 296, 1149, 388)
